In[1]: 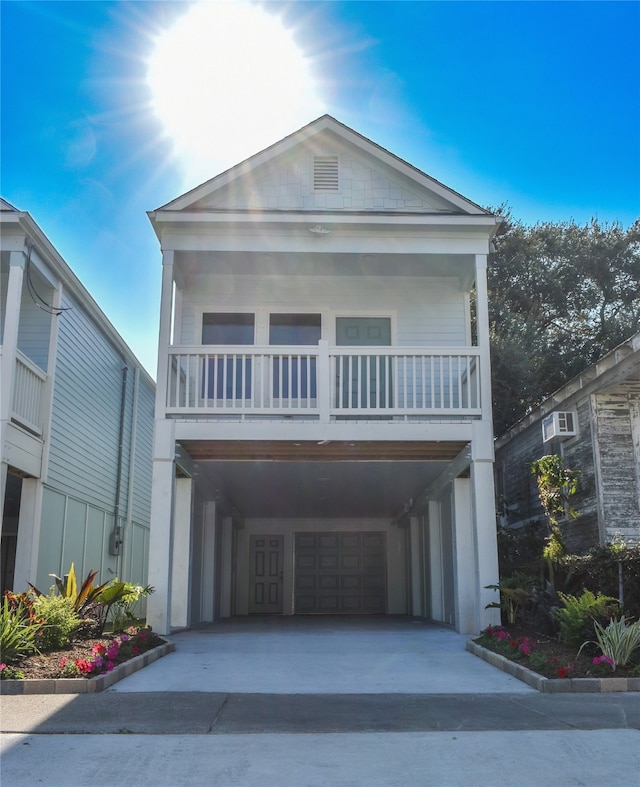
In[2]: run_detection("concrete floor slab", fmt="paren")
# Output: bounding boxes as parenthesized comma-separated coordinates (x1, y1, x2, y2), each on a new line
(111, 617, 534, 694)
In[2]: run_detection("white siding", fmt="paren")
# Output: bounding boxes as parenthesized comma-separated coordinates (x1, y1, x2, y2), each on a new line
(196, 145, 456, 213)
(178, 274, 467, 347)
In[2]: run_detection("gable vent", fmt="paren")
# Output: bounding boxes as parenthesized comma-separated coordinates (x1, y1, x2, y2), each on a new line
(314, 156, 339, 191)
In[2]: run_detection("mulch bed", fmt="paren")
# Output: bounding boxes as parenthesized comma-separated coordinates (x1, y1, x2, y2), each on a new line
(475, 625, 640, 680)
(4, 632, 165, 680)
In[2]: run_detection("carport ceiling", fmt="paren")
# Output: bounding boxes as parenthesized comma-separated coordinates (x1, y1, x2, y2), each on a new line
(194, 460, 451, 519)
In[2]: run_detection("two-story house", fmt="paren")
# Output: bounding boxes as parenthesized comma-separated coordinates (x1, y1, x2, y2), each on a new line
(0, 200, 154, 596)
(146, 116, 502, 635)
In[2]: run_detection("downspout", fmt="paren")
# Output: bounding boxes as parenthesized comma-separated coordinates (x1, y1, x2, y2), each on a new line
(110, 365, 129, 567)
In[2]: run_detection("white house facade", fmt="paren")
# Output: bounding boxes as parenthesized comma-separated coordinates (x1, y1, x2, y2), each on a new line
(146, 116, 502, 635)
(0, 200, 155, 595)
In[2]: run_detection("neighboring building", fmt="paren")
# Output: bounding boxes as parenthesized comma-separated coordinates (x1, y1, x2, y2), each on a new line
(146, 115, 502, 635)
(495, 332, 640, 552)
(0, 200, 155, 596)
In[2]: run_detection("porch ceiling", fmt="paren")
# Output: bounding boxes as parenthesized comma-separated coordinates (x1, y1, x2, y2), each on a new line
(186, 440, 469, 518)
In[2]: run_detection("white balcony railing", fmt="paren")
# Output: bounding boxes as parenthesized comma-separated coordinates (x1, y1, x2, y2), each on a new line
(12, 350, 47, 435)
(165, 342, 481, 421)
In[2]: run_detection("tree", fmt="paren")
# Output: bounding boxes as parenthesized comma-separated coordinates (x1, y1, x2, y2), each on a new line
(488, 211, 640, 435)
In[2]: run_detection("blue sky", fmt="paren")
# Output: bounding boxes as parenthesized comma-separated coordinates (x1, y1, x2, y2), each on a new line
(2, 1, 639, 376)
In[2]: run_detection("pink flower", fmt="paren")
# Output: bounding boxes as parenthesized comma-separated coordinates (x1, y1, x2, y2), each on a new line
(119, 634, 130, 643)
(105, 661, 115, 672)
(557, 667, 568, 679)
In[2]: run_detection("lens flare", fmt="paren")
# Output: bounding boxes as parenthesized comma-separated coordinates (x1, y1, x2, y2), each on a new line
(147, 1, 324, 184)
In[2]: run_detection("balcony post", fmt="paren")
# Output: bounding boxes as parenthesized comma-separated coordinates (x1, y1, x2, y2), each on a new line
(318, 339, 330, 423)
(474, 254, 493, 423)
(155, 250, 174, 418)
(1, 251, 25, 509)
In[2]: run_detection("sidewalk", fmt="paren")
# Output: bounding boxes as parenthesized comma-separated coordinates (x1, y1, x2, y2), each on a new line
(2, 618, 639, 786)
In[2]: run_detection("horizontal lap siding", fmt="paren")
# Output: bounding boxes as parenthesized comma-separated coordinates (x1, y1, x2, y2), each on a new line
(131, 379, 154, 526)
(199, 146, 453, 213)
(47, 291, 154, 526)
(496, 397, 600, 554)
(48, 292, 124, 510)
(179, 274, 466, 346)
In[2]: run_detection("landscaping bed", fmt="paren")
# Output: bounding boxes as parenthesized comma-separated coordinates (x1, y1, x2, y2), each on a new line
(472, 624, 640, 689)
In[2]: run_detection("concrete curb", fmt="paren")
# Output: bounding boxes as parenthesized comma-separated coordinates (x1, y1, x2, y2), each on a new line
(0, 641, 175, 695)
(466, 639, 640, 693)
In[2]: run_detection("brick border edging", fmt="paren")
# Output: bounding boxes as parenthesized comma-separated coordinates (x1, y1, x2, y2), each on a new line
(0, 641, 175, 695)
(466, 639, 640, 693)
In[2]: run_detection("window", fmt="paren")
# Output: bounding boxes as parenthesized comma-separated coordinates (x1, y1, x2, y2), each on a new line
(202, 313, 254, 345)
(313, 156, 339, 191)
(270, 314, 321, 398)
(202, 313, 254, 399)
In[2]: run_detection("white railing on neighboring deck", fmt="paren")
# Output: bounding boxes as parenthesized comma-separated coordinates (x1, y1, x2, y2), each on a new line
(12, 350, 47, 435)
(165, 342, 481, 420)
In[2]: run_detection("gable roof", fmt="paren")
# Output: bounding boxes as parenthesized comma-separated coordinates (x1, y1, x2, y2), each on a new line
(155, 115, 491, 216)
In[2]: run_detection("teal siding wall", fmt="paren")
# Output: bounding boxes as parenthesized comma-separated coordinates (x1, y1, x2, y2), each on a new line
(36, 287, 154, 592)
(36, 487, 150, 593)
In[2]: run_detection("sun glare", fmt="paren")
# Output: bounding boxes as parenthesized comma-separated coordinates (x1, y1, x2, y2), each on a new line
(147, 1, 324, 185)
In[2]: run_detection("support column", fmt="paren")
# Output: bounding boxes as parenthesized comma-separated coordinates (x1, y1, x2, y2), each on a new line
(409, 516, 422, 617)
(427, 500, 444, 622)
(474, 254, 493, 423)
(1, 252, 25, 510)
(12, 479, 42, 592)
(452, 477, 477, 634)
(170, 476, 193, 629)
(201, 501, 217, 622)
(471, 424, 501, 630)
(219, 517, 233, 618)
(146, 419, 176, 635)
(155, 250, 174, 418)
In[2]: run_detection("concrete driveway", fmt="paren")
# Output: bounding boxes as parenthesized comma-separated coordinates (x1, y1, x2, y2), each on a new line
(111, 615, 534, 694)
(3, 617, 639, 786)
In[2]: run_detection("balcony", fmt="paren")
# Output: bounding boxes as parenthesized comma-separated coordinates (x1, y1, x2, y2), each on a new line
(11, 350, 47, 435)
(164, 341, 481, 421)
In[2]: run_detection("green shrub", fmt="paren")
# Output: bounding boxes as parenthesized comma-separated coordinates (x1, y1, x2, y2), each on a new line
(557, 544, 640, 619)
(0, 592, 43, 663)
(555, 589, 618, 646)
(108, 582, 154, 632)
(32, 592, 81, 651)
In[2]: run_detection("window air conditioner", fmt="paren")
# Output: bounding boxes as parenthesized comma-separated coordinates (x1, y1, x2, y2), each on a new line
(542, 411, 577, 443)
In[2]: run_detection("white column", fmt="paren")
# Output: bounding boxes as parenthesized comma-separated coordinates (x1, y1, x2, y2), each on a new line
(428, 500, 444, 622)
(146, 419, 176, 635)
(201, 501, 217, 622)
(472, 420, 501, 629)
(1, 252, 24, 510)
(452, 477, 477, 634)
(219, 517, 233, 618)
(317, 339, 330, 423)
(155, 250, 174, 418)
(12, 479, 42, 591)
(170, 476, 193, 629)
(474, 254, 493, 423)
(409, 516, 422, 617)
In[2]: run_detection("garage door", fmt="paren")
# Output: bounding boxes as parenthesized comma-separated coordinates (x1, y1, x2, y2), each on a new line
(294, 532, 386, 613)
